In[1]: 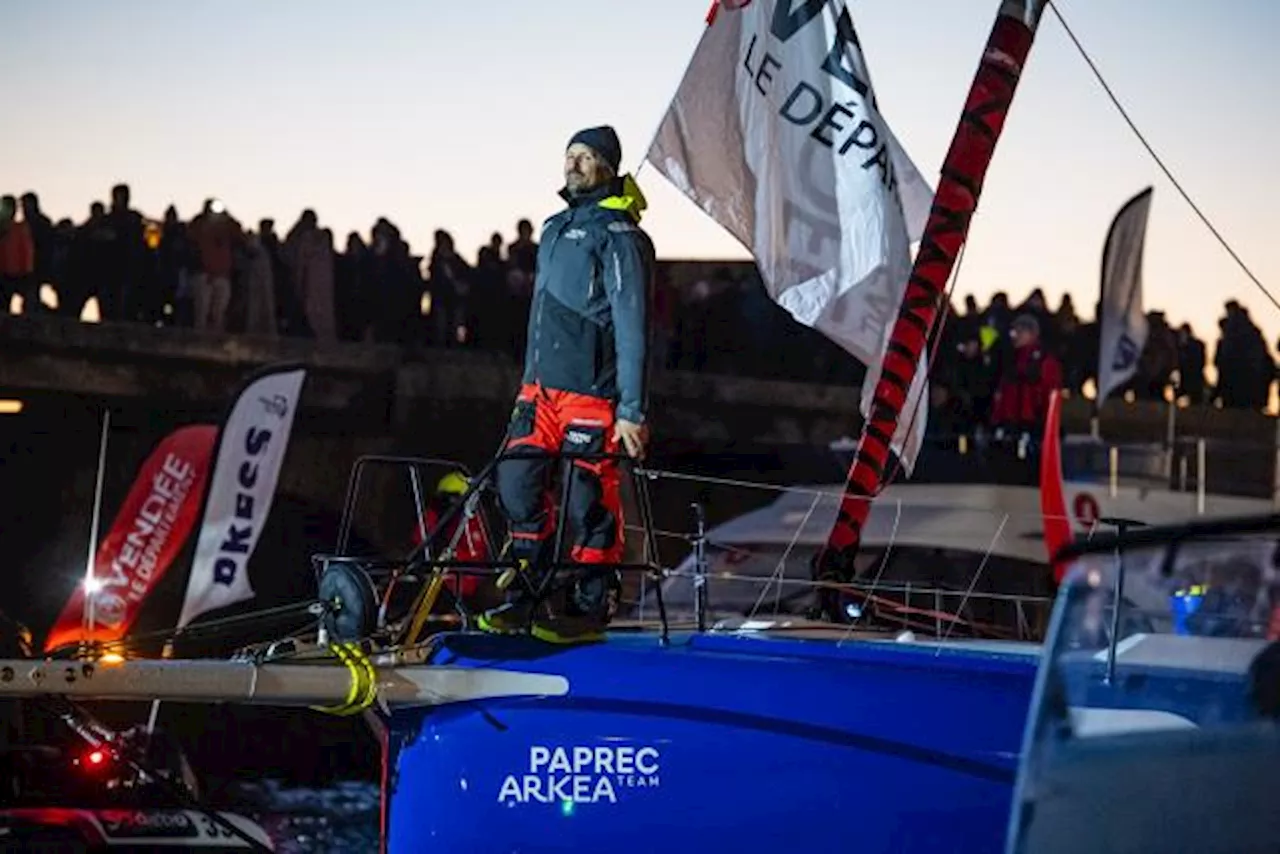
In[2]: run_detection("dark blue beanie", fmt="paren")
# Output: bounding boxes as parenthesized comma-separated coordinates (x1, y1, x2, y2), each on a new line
(568, 125, 622, 174)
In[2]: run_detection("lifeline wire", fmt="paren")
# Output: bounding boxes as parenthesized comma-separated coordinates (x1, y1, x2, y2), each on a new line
(79, 467, 1126, 657)
(1047, 0, 1277, 314)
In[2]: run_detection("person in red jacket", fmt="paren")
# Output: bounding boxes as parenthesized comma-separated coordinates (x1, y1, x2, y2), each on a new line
(412, 471, 490, 608)
(990, 314, 1062, 443)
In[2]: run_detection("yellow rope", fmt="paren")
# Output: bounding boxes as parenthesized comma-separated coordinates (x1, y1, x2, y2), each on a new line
(309, 641, 379, 717)
(403, 570, 448, 648)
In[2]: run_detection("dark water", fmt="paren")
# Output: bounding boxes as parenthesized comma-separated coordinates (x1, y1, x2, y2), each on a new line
(227, 780, 380, 853)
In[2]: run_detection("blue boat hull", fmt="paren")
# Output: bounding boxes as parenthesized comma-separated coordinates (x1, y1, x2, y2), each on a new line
(384, 632, 1040, 853)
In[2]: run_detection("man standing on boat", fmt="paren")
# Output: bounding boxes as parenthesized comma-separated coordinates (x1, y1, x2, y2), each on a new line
(479, 125, 655, 642)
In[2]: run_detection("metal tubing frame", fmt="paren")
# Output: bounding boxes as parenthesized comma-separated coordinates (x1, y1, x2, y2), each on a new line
(460, 448, 671, 645)
(336, 455, 479, 556)
(324, 448, 671, 646)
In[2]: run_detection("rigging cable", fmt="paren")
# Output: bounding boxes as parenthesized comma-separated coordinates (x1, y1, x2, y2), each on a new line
(1047, 0, 1278, 314)
(46, 599, 324, 660)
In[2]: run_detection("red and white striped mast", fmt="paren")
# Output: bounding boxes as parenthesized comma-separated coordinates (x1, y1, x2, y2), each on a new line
(814, 0, 1050, 615)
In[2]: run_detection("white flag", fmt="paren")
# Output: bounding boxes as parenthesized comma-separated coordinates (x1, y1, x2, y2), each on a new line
(1095, 187, 1153, 407)
(177, 364, 307, 629)
(646, 0, 934, 471)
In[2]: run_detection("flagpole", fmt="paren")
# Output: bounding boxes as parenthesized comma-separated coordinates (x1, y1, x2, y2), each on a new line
(813, 0, 1048, 616)
(633, 5, 716, 184)
(81, 407, 111, 652)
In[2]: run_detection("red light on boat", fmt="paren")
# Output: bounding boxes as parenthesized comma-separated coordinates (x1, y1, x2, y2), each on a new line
(86, 749, 105, 766)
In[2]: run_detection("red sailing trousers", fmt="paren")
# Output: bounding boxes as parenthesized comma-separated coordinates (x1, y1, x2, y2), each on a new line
(495, 383, 625, 566)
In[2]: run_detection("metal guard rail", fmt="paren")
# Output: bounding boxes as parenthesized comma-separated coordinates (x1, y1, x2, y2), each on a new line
(322, 448, 671, 645)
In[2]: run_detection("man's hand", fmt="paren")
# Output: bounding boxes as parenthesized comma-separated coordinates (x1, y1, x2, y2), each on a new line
(613, 419, 649, 460)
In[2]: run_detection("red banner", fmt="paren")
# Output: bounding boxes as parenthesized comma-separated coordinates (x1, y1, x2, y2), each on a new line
(1038, 390, 1072, 582)
(44, 425, 217, 653)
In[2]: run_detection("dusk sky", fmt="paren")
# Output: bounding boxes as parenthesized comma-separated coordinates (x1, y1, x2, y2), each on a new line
(8, 0, 1279, 358)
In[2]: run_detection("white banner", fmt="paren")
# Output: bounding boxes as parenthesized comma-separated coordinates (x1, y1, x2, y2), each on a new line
(176, 365, 307, 629)
(645, 0, 934, 471)
(1096, 187, 1153, 406)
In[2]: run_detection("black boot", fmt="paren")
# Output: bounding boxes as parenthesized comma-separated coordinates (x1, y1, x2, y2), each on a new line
(478, 540, 552, 635)
(529, 568, 618, 644)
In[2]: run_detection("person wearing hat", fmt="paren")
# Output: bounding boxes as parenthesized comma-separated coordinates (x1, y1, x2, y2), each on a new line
(989, 312, 1062, 451)
(480, 125, 656, 642)
(411, 471, 490, 608)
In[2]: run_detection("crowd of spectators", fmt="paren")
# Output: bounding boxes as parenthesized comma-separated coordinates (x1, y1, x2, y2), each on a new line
(1, 186, 1274, 435)
(927, 289, 1274, 436)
